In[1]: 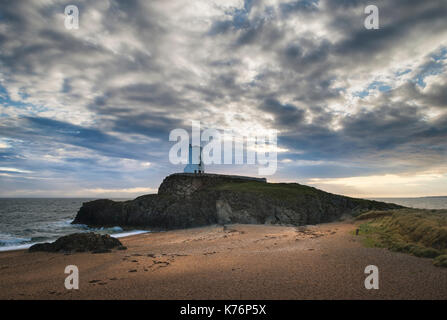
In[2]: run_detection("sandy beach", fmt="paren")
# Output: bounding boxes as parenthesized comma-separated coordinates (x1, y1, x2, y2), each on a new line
(0, 221, 446, 300)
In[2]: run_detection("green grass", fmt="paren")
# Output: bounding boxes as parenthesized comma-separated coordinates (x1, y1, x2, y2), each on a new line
(356, 209, 447, 267)
(434, 255, 447, 267)
(213, 181, 395, 217)
(213, 181, 322, 200)
(355, 210, 394, 220)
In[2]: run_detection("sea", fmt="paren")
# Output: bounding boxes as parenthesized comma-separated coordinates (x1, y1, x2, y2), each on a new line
(370, 196, 447, 210)
(0, 197, 446, 252)
(0, 198, 148, 252)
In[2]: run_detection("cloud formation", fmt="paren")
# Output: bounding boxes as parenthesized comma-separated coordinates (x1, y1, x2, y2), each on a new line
(0, 0, 446, 197)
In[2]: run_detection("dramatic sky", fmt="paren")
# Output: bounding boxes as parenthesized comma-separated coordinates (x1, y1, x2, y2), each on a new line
(0, 0, 446, 198)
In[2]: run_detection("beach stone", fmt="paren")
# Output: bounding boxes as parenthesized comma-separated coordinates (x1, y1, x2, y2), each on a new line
(29, 232, 123, 253)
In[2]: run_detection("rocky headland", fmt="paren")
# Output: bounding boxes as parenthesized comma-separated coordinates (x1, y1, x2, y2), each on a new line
(72, 173, 402, 230)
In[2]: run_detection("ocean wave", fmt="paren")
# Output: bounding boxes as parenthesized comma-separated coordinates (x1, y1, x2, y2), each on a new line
(111, 230, 149, 238)
(70, 224, 124, 233)
(0, 234, 32, 246)
(0, 243, 36, 252)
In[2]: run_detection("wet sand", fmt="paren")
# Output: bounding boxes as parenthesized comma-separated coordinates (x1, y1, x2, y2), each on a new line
(0, 221, 446, 299)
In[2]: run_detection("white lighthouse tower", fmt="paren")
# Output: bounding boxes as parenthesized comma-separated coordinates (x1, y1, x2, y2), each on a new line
(184, 144, 205, 174)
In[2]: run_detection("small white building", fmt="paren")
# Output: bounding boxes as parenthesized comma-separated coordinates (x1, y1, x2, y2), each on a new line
(184, 144, 205, 174)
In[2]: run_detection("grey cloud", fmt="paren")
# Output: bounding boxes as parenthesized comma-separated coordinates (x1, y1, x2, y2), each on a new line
(280, 0, 319, 16)
(260, 98, 306, 129)
(0, 0, 447, 191)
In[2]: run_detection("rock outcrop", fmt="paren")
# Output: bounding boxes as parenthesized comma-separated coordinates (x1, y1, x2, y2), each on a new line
(73, 173, 403, 230)
(28, 232, 125, 253)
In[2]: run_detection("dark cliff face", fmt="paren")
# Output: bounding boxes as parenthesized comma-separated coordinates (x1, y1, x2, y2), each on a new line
(73, 173, 403, 229)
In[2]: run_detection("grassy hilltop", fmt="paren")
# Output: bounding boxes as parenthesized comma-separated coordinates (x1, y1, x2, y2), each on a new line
(356, 209, 447, 267)
(214, 181, 391, 208)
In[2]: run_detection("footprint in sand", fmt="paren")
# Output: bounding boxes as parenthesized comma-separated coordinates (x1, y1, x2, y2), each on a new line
(89, 280, 101, 284)
(146, 260, 171, 270)
(224, 228, 245, 235)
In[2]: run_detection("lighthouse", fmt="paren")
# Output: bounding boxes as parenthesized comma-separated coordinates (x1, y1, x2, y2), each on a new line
(184, 144, 205, 174)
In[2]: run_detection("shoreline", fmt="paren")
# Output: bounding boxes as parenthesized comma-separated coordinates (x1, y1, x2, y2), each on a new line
(1, 221, 446, 299)
(0, 229, 151, 253)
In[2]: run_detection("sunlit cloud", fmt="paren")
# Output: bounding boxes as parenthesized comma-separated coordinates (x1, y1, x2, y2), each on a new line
(0, 0, 446, 197)
(307, 173, 447, 198)
(85, 187, 157, 194)
(0, 167, 33, 174)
